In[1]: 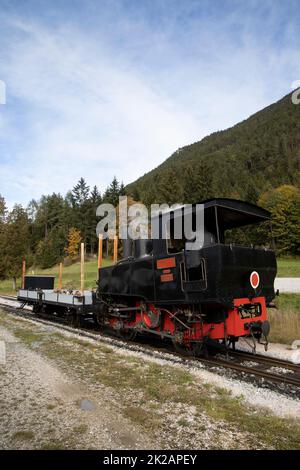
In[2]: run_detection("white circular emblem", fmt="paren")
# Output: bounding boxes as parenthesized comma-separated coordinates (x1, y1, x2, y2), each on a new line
(250, 271, 260, 289)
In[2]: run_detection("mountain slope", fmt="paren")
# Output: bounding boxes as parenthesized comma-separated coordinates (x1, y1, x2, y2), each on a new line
(127, 92, 300, 204)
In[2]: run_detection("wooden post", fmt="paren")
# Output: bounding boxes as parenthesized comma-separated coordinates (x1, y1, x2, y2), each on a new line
(22, 259, 26, 289)
(98, 234, 103, 270)
(113, 235, 118, 264)
(58, 262, 63, 290)
(80, 243, 85, 294)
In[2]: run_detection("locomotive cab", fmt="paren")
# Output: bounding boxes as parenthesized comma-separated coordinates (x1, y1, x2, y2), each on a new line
(150, 199, 277, 306)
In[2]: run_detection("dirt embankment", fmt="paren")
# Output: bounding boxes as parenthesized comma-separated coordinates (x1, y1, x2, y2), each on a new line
(0, 310, 300, 450)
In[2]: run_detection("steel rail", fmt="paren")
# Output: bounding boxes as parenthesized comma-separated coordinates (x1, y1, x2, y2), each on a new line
(228, 349, 300, 372)
(198, 356, 300, 387)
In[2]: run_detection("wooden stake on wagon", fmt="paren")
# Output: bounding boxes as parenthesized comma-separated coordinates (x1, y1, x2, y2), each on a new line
(58, 262, 63, 290)
(22, 259, 26, 289)
(98, 234, 103, 270)
(113, 235, 118, 264)
(80, 243, 85, 295)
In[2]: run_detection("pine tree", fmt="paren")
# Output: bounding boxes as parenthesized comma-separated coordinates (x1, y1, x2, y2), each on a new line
(103, 176, 121, 206)
(183, 162, 210, 203)
(119, 182, 126, 196)
(1, 205, 30, 289)
(130, 186, 140, 202)
(89, 186, 102, 255)
(71, 178, 91, 251)
(157, 168, 184, 205)
(245, 181, 259, 204)
(0, 195, 7, 279)
(35, 228, 66, 268)
(0, 194, 6, 223)
(72, 177, 90, 205)
(90, 185, 102, 206)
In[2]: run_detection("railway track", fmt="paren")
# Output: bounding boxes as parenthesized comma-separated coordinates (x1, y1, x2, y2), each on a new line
(0, 294, 19, 301)
(201, 353, 300, 388)
(228, 349, 300, 372)
(0, 295, 300, 391)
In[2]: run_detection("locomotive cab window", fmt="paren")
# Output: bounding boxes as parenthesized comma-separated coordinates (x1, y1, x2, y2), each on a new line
(224, 222, 271, 248)
(214, 203, 272, 248)
(185, 206, 219, 248)
(165, 207, 218, 253)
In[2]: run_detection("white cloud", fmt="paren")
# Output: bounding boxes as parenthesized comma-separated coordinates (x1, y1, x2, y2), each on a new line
(0, 17, 200, 206)
(1, 1, 300, 207)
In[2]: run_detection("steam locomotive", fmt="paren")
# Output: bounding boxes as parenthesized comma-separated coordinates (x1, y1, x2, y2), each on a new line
(17, 198, 276, 355)
(95, 198, 277, 354)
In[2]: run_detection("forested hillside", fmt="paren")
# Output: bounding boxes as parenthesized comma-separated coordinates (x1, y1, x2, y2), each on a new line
(0, 177, 125, 285)
(127, 92, 300, 205)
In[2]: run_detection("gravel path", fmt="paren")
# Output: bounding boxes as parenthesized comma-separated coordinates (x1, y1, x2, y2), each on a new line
(1, 315, 264, 450)
(1, 301, 300, 449)
(0, 326, 155, 450)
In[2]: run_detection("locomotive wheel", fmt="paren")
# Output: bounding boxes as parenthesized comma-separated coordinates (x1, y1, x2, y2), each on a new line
(93, 312, 104, 329)
(93, 302, 108, 329)
(172, 338, 209, 357)
(117, 329, 137, 341)
(32, 304, 42, 314)
(172, 328, 196, 356)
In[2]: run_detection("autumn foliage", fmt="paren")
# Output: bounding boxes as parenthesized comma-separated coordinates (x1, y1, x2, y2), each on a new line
(65, 227, 82, 261)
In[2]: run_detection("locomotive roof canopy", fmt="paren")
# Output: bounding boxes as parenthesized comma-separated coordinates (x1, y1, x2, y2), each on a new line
(154, 198, 271, 231)
(202, 198, 271, 230)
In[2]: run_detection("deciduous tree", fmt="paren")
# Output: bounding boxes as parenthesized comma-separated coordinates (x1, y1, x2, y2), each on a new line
(65, 227, 82, 261)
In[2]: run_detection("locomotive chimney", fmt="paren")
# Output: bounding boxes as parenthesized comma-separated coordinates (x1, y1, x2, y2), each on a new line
(122, 239, 133, 259)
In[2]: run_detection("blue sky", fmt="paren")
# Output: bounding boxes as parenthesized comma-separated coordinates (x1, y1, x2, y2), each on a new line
(0, 0, 300, 207)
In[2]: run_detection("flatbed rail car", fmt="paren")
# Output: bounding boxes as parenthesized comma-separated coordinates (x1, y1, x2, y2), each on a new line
(17, 277, 95, 325)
